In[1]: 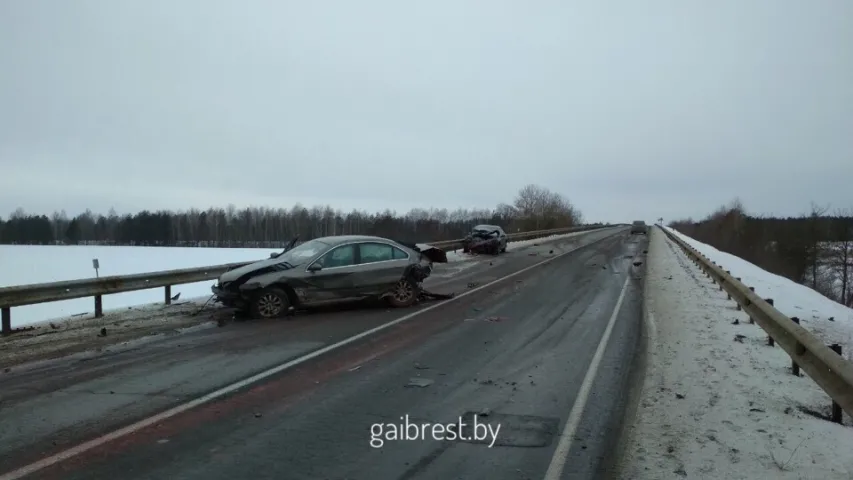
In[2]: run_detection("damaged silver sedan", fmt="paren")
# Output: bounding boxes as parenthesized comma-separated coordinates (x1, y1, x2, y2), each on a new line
(211, 235, 448, 319)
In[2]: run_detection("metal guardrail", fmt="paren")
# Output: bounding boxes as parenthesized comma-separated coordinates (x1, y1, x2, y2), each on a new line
(659, 225, 853, 422)
(0, 225, 606, 334)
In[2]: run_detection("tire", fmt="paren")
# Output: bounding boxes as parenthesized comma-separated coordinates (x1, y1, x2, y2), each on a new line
(500, 242, 507, 253)
(250, 287, 291, 319)
(386, 278, 419, 308)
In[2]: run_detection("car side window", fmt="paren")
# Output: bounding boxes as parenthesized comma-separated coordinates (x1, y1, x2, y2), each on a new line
(392, 247, 409, 260)
(315, 245, 355, 268)
(359, 243, 395, 264)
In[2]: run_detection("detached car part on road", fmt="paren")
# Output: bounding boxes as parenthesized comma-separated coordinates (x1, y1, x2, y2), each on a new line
(211, 235, 448, 319)
(461, 224, 507, 255)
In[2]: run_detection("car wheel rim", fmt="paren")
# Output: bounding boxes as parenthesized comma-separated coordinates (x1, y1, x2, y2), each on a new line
(393, 280, 414, 303)
(258, 293, 283, 317)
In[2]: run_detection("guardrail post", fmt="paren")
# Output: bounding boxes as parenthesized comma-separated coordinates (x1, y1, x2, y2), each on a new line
(765, 298, 774, 345)
(165, 285, 172, 305)
(830, 343, 843, 423)
(735, 278, 743, 310)
(747, 287, 755, 321)
(94, 295, 103, 318)
(1, 307, 10, 335)
(725, 271, 731, 297)
(791, 317, 802, 376)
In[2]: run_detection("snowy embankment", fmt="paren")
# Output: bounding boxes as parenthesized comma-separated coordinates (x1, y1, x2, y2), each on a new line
(0, 230, 587, 328)
(664, 226, 853, 361)
(621, 228, 853, 480)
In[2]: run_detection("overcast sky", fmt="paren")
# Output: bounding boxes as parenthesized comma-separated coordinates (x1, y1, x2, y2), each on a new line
(1, 1, 851, 224)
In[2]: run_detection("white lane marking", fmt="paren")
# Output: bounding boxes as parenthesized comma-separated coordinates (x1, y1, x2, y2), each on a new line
(543, 274, 632, 480)
(0, 232, 620, 480)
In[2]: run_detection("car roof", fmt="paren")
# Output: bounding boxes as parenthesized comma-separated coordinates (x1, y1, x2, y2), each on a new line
(313, 235, 403, 246)
(474, 224, 501, 230)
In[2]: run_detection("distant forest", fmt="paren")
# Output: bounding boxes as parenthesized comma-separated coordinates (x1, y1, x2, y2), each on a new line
(0, 184, 587, 248)
(668, 200, 853, 307)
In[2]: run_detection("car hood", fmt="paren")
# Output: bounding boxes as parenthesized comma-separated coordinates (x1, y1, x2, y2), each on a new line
(219, 257, 294, 283)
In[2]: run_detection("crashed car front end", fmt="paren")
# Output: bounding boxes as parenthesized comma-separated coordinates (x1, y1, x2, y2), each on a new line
(462, 230, 500, 254)
(211, 262, 293, 309)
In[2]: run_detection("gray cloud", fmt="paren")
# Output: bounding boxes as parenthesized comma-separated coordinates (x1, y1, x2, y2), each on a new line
(1, 0, 851, 223)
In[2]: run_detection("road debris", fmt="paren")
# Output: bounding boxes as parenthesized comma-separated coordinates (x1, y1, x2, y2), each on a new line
(405, 378, 434, 388)
(418, 289, 456, 302)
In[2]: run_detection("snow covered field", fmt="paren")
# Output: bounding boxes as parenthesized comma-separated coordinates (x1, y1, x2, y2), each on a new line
(621, 227, 853, 479)
(664, 226, 853, 361)
(0, 231, 589, 328)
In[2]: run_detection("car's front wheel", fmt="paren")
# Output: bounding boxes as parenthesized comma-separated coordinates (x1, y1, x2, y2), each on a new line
(250, 287, 291, 319)
(386, 278, 419, 308)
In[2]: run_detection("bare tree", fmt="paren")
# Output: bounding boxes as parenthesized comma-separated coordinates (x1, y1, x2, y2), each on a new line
(807, 202, 830, 289)
(829, 208, 853, 305)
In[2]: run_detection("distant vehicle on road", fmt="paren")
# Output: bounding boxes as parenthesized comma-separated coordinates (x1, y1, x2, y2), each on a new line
(630, 221, 648, 235)
(212, 235, 447, 319)
(462, 224, 508, 255)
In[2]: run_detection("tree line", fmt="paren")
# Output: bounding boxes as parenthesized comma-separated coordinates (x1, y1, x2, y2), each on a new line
(0, 184, 587, 249)
(668, 200, 853, 307)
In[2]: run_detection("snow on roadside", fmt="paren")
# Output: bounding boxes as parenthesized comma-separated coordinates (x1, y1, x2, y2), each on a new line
(663, 226, 853, 361)
(621, 228, 853, 480)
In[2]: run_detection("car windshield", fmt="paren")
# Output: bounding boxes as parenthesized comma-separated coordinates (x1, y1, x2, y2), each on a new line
(473, 225, 497, 233)
(277, 238, 330, 264)
(633, 221, 645, 225)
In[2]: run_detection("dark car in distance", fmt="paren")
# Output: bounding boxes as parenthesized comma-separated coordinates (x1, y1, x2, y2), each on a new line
(462, 224, 508, 255)
(630, 220, 648, 234)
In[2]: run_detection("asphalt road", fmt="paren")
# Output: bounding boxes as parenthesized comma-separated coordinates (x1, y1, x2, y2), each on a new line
(0, 227, 647, 480)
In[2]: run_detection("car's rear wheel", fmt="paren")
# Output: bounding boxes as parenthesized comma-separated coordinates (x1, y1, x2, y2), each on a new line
(386, 278, 418, 308)
(250, 287, 290, 319)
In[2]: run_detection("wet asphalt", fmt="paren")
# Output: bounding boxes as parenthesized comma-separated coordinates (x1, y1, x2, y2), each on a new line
(0, 227, 647, 480)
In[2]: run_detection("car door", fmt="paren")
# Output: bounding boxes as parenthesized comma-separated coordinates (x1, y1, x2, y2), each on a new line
(301, 244, 359, 302)
(352, 242, 412, 295)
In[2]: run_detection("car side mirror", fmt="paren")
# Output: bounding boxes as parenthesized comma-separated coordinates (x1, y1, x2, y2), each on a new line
(307, 264, 322, 272)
